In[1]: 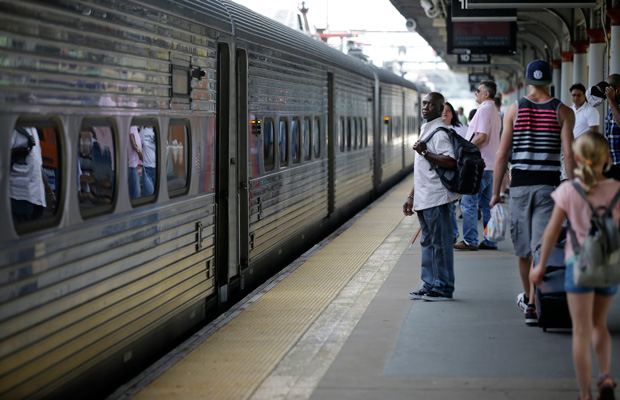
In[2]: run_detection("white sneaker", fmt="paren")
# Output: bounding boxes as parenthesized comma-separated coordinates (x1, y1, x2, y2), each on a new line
(516, 292, 527, 313)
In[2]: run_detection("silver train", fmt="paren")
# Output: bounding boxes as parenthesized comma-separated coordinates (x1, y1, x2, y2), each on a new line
(0, 0, 423, 397)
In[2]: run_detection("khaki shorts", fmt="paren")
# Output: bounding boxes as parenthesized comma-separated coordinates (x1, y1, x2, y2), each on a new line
(509, 185, 555, 258)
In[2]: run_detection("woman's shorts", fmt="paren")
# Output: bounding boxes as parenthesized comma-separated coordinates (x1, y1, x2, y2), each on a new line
(564, 255, 619, 296)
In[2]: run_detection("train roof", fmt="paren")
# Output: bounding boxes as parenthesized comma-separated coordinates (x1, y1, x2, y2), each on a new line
(169, 0, 420, 88)
(220, 0, 376, 79)
(371, 66, 420, 91)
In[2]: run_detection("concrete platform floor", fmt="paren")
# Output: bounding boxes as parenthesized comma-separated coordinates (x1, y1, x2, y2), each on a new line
(308, 189, 620, 400)
(110, 177, 620, 400)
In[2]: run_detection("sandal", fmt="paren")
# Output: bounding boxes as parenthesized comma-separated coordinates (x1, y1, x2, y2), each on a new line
(597, 373, 616, 400)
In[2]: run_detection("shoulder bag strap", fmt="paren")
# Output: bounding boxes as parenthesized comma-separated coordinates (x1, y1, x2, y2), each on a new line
(566, 180, 595, 255)
(604, 187, 620, 218)
(571, 180, 595, 213)
(421, 127, 452, 173)
(422, 126, 451, 143)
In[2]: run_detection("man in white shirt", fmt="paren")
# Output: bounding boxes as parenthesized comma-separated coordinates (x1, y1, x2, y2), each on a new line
(570, 83, 600, 138)
(455, 80, 502, 251)
(10, 127, 55, 222)
(403, 92, 459, 301)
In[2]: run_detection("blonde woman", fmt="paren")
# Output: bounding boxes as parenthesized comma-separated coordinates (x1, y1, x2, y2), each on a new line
(531, 131, 620, 400)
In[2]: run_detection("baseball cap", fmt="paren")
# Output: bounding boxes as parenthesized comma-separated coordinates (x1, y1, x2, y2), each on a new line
(586, 81, 611, 107)
(525, 59, 552, 86)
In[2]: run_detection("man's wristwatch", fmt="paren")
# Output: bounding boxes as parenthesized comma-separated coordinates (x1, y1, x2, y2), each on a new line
(421, 149, 428, 156)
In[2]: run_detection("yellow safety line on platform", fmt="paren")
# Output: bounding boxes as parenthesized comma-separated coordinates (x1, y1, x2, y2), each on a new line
(133, 182, 411, 400)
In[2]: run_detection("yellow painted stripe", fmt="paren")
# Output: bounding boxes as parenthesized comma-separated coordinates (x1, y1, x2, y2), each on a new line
(134, 181, 411, 399)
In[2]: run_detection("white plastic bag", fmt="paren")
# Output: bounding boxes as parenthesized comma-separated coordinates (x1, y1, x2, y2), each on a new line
(484, 203, 506, 242)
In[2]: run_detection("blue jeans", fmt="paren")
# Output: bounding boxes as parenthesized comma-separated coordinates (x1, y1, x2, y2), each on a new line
(143, 166, 156, 196)
(450, 202, 459, 240)
(564, 255, 619, 296)
(417, 203, 455, 297)
(11, 199, 43, 222)
(461, 170, 496, 248)
(128, 167, 141, 199)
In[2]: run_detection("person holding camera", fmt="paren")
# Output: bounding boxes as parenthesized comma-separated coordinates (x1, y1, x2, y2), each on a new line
(604, 74, 620, 181)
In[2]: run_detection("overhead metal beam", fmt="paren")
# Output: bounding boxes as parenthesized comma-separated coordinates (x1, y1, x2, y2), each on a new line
(465, 1, 596, 8)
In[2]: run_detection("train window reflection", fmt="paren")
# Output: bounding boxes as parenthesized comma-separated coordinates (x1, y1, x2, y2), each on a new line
(303, 117, 311, 161)
(167, 122, 189, 194)
(78, 121, 116, 217)
(264, 118, 275, 171)
(291, 118, 300, 163)
(128, 122, 158, 202)
(314, 117, 320, 158)
(10, 122, 62, 233)
(358, 118, 364, 148)
(352, 118, 357, 150)
(339, 118, 344, 152)
(346, 117, 352, 151)
(279, 118, 288, 166)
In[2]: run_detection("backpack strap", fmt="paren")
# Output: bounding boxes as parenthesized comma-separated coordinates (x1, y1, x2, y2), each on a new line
(421, 127, 452, 172)
(566, 180, 620, 255)
(15, 127, 35, 151)
(570, 180, 595, 214)
(421, 126, 451, 144)
(604, 186, 620, 218)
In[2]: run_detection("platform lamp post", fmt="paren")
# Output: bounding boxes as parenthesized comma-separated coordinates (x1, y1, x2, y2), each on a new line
(552, 59, 562, 99)
(571, 41, 589, 88)
(608, 8, 620, 75)
(587, 28, 606, 129)
(559, 51, 574, 105)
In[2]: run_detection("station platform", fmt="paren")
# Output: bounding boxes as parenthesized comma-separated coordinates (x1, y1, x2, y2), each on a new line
(108, 175, 620, 400)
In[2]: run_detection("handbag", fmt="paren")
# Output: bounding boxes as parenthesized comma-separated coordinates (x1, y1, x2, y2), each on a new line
(483, 203, 506, 242)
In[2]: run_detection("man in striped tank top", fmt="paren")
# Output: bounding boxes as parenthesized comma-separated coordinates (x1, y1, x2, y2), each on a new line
(490, 60, 575, 326)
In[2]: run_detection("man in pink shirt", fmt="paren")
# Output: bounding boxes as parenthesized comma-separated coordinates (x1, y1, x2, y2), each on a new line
(454, 80, 502, 250)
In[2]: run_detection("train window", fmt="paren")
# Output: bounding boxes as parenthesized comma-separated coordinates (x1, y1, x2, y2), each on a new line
(303, 117, 311, 161)
(363, 118, 368, 147)
(129, 120, 158, 203)
(10, 120, 62, 233)
(352, 118, 357, 150)
(346, 117, 352, 151)
(172, 65, 190, 97)
(339, 118, 345, 152)
(263, 118, 275, 171)
(78, 120, 116, 218)
(279, 118, 288, 167)
(313, 117, 321, 158)
(291, 118, 300, 164)
(167, 121, 190, 195)
(358, 118, 363, 148)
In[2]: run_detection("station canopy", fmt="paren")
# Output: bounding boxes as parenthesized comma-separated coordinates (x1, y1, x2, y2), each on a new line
(388, 0, 601, 83)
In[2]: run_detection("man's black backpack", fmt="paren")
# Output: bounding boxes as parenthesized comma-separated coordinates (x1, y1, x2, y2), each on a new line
(422, 127, 486, 195)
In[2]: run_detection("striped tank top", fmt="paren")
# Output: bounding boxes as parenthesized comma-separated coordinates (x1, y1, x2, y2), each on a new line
(511, 97, 563, 187)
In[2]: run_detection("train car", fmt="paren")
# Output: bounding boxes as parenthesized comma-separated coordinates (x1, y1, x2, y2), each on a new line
(0, 0, 421, 398)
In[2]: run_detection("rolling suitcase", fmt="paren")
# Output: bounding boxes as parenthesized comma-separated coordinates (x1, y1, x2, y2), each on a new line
(534, 233, 572, 332)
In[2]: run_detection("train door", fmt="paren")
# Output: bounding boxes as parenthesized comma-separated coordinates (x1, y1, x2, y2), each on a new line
(327, 72, 335, 215)
(216, 42, 233, 306)
(373, 79, 382, 190)
(402, 91, 406, 169)
(237, 47, 250, 287)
